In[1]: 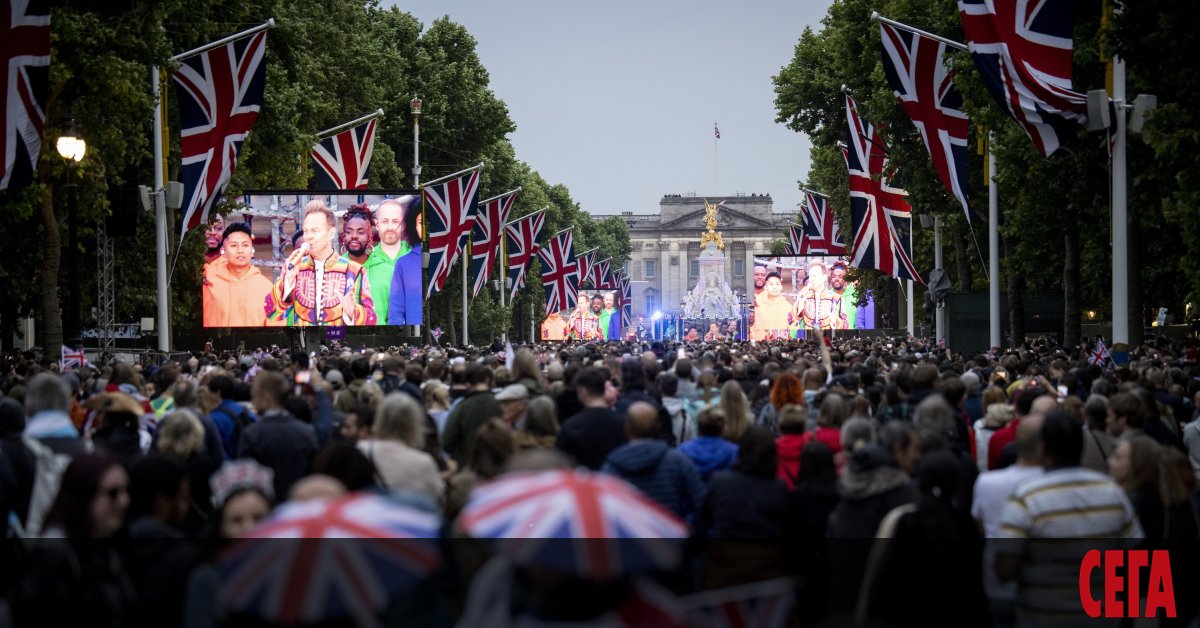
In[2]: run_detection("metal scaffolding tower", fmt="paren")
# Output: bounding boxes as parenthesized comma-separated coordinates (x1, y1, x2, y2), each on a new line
(96, 217, 115, 361)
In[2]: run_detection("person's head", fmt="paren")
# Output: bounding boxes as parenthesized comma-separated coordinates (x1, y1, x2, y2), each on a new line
(511, 348, 544, 387)
(807, 262, 828, 289)
(128, 454, 190, 527)
(916, 449, 962, 504)
(45, 453, 129, 539)
(625, 401, 660, 439)
(817, 393, 847, 429)
(912, 395, 958, 451)
(375, 198, 408, 247)
(340, 404, 373, 442)
(770, 371, 805, 409)
(373, 392, 425, 448)
(829, 262, 849, 292)
(496, 384, 531, 426)
(251, 370, 289, 413)
(574, 368, 611, 406)
(470, 419, 515, 479)
(1108, 435, 1161, 492)
(656, 371, 678, 398)
(734, 426, 778, 479)
(217, 487, 271, 539)
(313, 442, 378, 492)
(1106, 392, 1145, 437)
(765, 272, 783, 297)
(156, 409, 205, 459)
(719, 380, 750, 435)
(341, 204, 374, 257)
(221, 222, 256, 270)
(878, 421, 920, 475)
(208, 374, 236, 401)
(1015, 411, 1044, 464)
(302, 200, 337, 257)
(695, 406, 726, 438)
(24, 372, 71, 416)
(797, 441, 837, 486)
(778, 403, 807, 435)
(603, 292, 615, 310)
(753, 265, 767, 289)
(465, 363, 493, 391)
(524, 395, 559, 438)
(840, 417, 877, 453)
(1083, 394, 1109, 431)
(590, 294, 604, 314)
(205, 213, 226, 252)
(424, 381, 450, 411)
(1041, 409, 1085, 469)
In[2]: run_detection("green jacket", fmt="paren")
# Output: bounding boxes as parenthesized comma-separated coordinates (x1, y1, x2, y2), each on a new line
(361, 243, 410, 325)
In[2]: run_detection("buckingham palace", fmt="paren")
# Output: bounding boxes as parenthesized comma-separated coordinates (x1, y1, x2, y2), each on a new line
(611, 193, 798, 323)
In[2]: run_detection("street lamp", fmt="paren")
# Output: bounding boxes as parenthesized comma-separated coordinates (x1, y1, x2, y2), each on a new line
(58, 119, 86, 344)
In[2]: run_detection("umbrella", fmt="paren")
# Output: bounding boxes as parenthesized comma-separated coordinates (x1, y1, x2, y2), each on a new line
(218, 492, 442, 625)
(459, 469, 688, 579)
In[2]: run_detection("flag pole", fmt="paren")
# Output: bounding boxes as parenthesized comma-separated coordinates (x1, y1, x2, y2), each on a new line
(988, 132, 1001, 349)
(499, 219, 507, 343)
(152, 66, 170, 354)
(1111, 56, 1129, 350)
(713, 123, 720, 195)
(463, 238, 469, 346)
(316, 109, 384, 139)
(172, 20, 276, 62)
(479, 187, 522, 206)
(423, 162, 483, 188)
(869, 12, 967, 51)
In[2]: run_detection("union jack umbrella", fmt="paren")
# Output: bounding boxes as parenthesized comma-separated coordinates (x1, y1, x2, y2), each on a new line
(0, 0, 50, 191)
(958, 0, 1086, 156)
(537, 228, 579, 316)
(879, 21, 972, 221)
(311, 115, 378, 190)
(682, 578, 795, 628)
(503, 208, 545, 302)
(468, 188, 517, 298)
(844, 95, 922, 284)
(575, 248, 597, 291)
(173, 30, 268, 239)
(218, 493, 441, 625)
(459, 469, 688, 579)
(424, 167, 482, 298)
(798, 190, 847, 256)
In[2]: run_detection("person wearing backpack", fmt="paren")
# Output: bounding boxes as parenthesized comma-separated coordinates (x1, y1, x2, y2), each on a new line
(16, 373, 92, 537)
(207, 374, 257, 459)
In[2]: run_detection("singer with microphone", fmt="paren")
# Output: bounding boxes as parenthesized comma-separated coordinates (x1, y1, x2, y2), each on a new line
(266, 200, 377, 326)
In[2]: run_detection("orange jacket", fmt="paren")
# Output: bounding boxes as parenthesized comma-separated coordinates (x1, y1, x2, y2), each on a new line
(203, 258, 273, 327)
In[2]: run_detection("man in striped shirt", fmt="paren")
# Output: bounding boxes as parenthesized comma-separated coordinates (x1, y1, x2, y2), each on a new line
(996, 410, 1143, 627)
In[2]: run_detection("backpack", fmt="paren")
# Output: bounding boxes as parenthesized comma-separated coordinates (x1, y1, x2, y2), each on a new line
(17, 436, 91, 538)
(228, 405, 258, 455)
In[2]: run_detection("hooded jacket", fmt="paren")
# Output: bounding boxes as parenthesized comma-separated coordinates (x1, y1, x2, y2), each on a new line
(828, 449, 917, 539)
(602, 440, 704, 521)
(202, 259, 273, 327)
(678, 436, 738, 483)
(775, 433, 806, 490)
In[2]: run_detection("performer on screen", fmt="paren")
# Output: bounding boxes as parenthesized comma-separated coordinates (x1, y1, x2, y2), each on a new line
(267, 200, 376, 326)
(795, 261, 847, 331)
(386, 196, 424, 325)
(340, 203, 374, 265)
(203, 222, 273, 327)
(704, 322, 724, 342)
(566, 295, 604, 341)
(751, 272, 795, 340)
(541, 310, 568, 341)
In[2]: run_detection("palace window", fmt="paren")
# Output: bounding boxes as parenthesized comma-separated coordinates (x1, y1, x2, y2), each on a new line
(644, 259, 656, 278)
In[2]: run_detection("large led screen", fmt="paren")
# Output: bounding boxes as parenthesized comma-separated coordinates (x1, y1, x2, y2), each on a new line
(201, 192, 423, 327)
(539, 289, 624, 342)
(748, 256, 874, 340)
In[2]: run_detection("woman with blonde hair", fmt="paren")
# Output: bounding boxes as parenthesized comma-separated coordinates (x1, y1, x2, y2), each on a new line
(719, 380, 751, 442)
(156, 409, 205, 460)
(358, 393, 442, 503)
(424, 381, 452, 435)
(516, 395, 558, 451)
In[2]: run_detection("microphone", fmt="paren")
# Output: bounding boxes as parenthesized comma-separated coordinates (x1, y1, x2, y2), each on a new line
(288, 242, 311, 270)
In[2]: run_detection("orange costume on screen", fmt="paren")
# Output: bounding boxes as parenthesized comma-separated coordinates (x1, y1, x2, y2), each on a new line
(203, 258, 273, 327)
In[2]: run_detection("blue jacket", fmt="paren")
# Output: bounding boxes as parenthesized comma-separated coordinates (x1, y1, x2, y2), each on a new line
(678, 437, 738, 483)
(387, 244, 423, 325)
(210, 399, 257, 459)
(602, 440, 704, 521)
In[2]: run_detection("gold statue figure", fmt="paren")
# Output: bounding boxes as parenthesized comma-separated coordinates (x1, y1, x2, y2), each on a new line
(699, 198, 726, 251)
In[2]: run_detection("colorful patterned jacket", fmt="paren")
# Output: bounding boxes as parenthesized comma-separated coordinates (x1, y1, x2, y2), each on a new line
(265, 255, 376, 326)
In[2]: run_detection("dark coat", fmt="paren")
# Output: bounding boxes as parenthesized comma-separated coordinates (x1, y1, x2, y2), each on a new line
(555, 407, 626, 471)
(236, 410, 319, 498)
(697, 469, 790, 540)
(602, 440, 704, 521)
(442, 389, 502, 464)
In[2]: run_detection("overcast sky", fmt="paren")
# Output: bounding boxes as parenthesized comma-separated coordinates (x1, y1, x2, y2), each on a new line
(386, 0, 835, 217)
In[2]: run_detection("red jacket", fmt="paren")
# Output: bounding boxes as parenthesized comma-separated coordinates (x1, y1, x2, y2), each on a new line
(776, 434, 806, 490)
(987, 418, 1020, 470)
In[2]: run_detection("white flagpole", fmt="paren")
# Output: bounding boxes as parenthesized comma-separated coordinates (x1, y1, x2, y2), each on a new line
(423, 162, 483, 187)
(1111, 57, 1129, 348)
(989, 133, 1001, 349)
(870, 12, 968, 51)
(171, 20, 275, 62)
(315, 108, 384, 139)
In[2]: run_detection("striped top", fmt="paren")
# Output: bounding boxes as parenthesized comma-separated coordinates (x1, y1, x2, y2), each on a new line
(997, 467, 1143, 625)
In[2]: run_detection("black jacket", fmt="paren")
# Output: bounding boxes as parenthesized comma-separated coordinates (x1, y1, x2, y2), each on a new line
(237, 410, 319, 498)
(555, 407, 627, 471)
(697, 470, 791, 539)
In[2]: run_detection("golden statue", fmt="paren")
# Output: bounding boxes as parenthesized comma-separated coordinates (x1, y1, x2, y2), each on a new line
(699, 198, 725, 251)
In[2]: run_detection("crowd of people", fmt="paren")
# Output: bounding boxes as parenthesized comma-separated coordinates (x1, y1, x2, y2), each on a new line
(1, 333, 1199, 626)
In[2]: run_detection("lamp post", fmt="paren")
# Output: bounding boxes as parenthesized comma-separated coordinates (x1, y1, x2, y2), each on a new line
(413, 97, 423, 339)
(678, 300, 685, 342)
(57, 120, 86, 344)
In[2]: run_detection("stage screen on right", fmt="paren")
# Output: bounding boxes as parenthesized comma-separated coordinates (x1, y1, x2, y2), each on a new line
(749, 256, 874, 340)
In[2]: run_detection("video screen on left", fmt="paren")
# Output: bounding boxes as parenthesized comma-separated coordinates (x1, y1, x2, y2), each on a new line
(201, 192, 424, 328)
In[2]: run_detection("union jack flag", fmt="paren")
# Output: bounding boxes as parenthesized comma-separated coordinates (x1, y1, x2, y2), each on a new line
(844, 96, 922, 284)
(0, 0, 50, 192)
(537, 229, 579, 316)
(504, 209, 545, 302)
(784, 226, 800, 256)
(575, 248, 597, 290)
(1088, 338, 1112, 370)
(468, 189, 517, 298)
(797, 190, 847, 255)
(59, 346, 88, 371)
(310, 116, 377, 189)
(958, 0, 1086, 157)
(173, 30, 268, 239)
(619, 272, 632, 330)
(593, 257, 613, 290)
(879, 21, 972, 221)
(423, 168, 481, 298)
